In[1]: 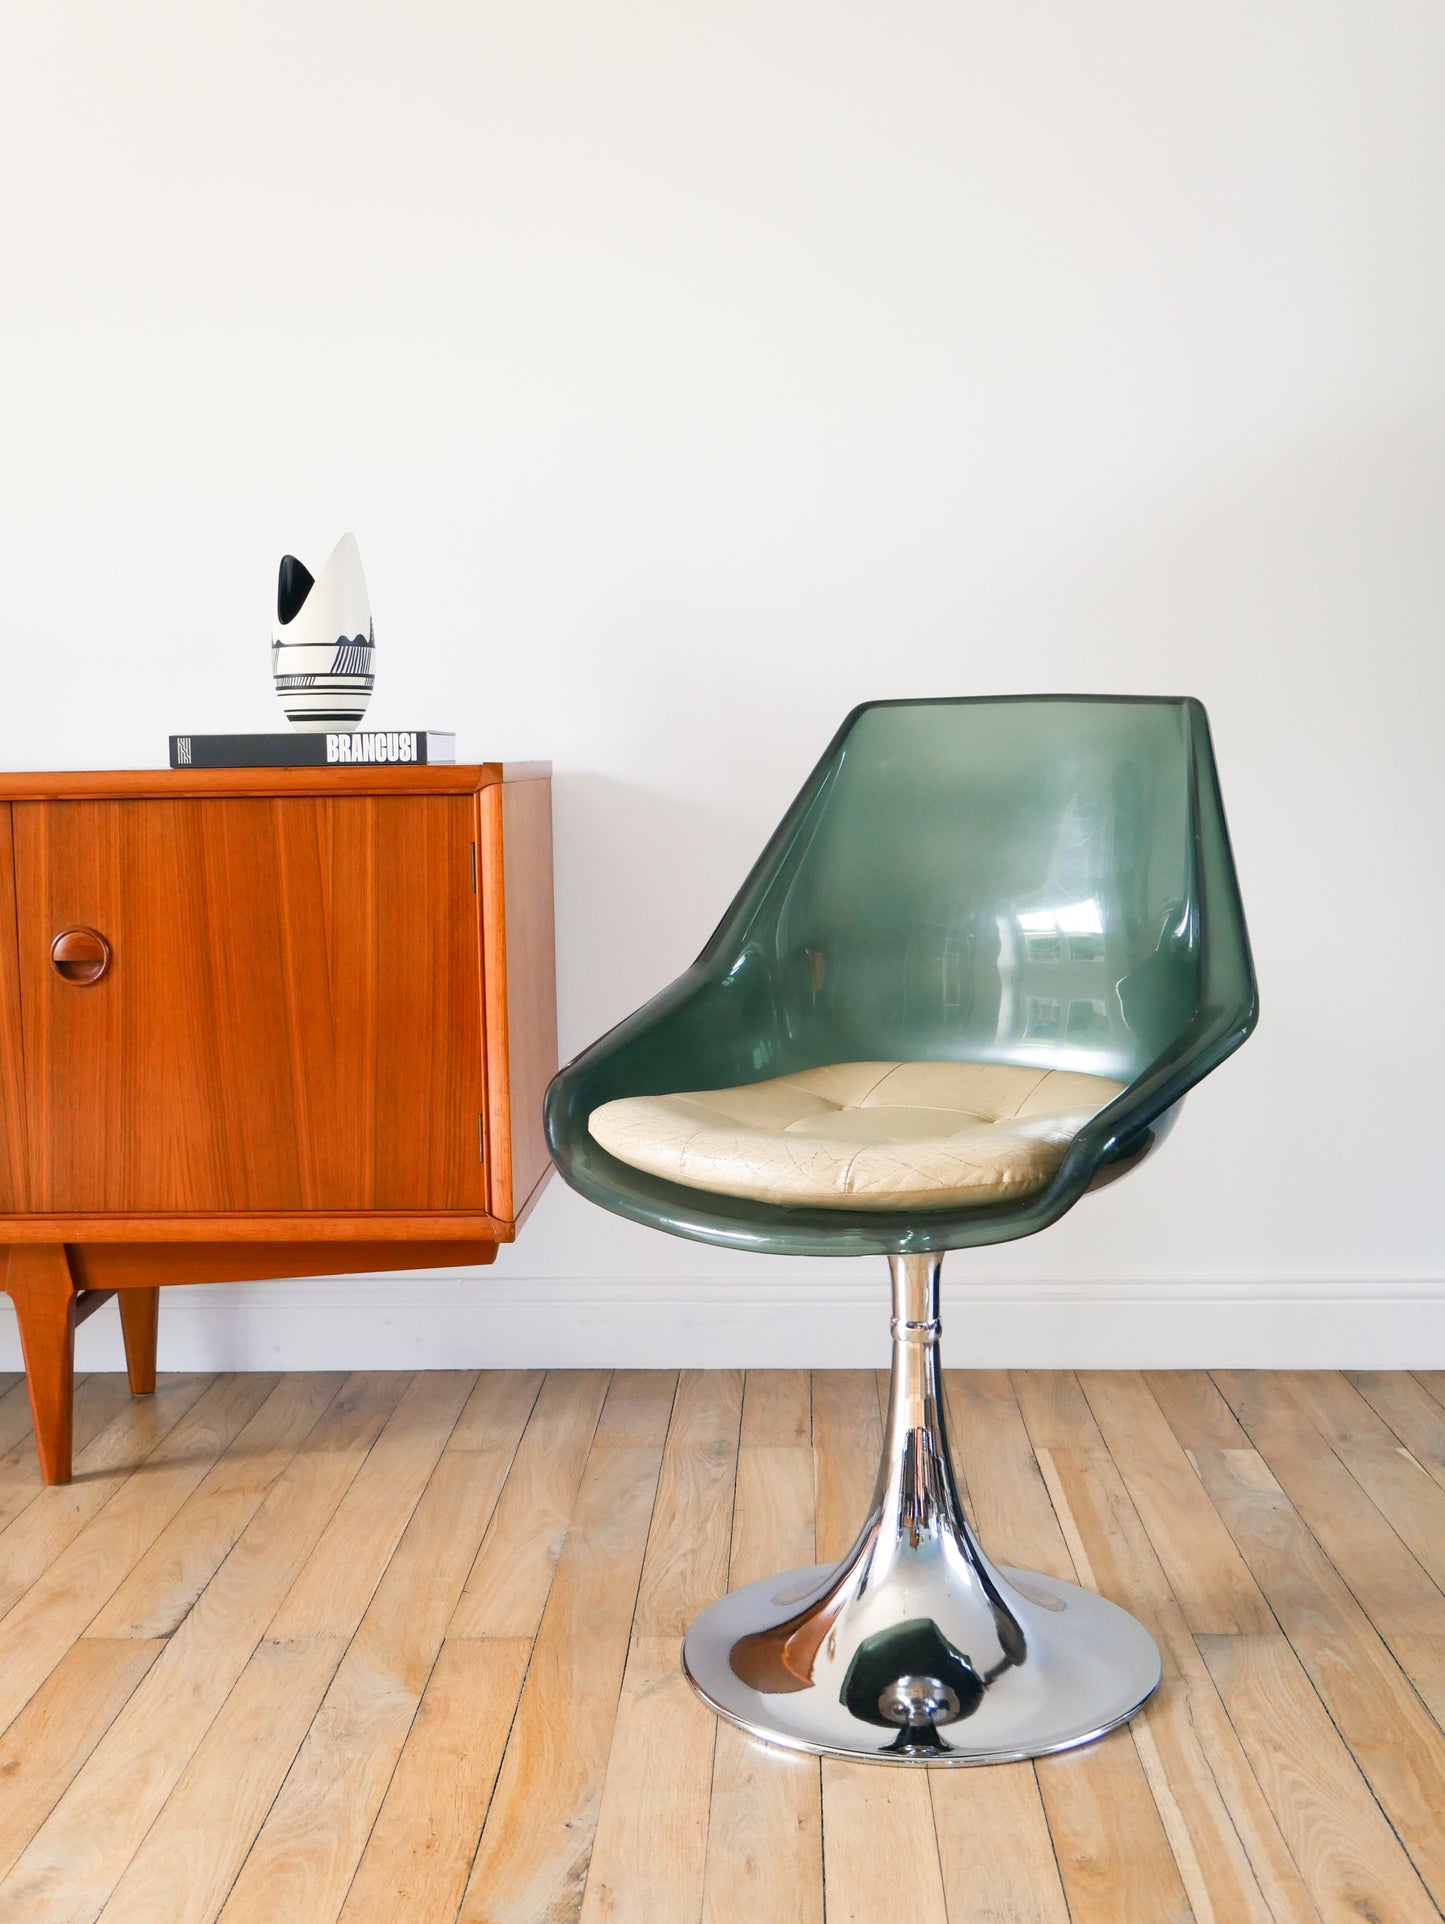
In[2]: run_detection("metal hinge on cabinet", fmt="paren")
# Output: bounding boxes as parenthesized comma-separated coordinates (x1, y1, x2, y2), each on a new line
(478, 1114, 486, 1162)
(470, 841, 477, 892)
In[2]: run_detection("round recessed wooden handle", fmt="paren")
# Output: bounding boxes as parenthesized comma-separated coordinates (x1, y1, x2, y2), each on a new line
(51, 927, 111, 985)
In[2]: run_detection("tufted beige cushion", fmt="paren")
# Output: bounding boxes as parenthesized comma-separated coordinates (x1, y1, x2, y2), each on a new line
(588, 1061, 1126, 1211)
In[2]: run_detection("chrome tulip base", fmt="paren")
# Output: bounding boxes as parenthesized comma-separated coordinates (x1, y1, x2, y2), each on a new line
(682, 1253, 1160, 1765)
(683, 1559, 1160, 1766)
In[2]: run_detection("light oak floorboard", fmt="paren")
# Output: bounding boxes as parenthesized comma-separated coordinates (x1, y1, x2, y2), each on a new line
(590, 1368, 678, 1449)
(0, 1376, 135, 1537)
(443, 1368, 544, 1454)
(581, 1367, 748, 1921)
(811, 1369, 881, 1564)
(334, 1638, 530, 1924)
(1027, 1449, 1196, 1924)
(633, 1368, 743, 1638)
(874, 1364, 893, 1440)
(943, 1368, 1074, 1582)
(931, 1762, 1071, 1924)
(87, 1373, 343, 1640)
(455, 1375, 672, 1924)
(727, 1443, 815, 1591)
(1012, 1376, 1206, 1924)
(1144, 1369, 1252, 1452)
(1201, 1632, 1440, 1924)
(100, 1372, 542, 1924)
(0, 1371, 1441, 1923)
(1348, 1369, 1445, 1493)
(1273, 1370, 1445, 1612)
(1215, 1370, 1445, 1640)
(1190, 1435, 1445, 1911)
(739, 1368, 811, 1449)
(0, 1377, 43, 1460)
(0, 1375, 270, 1736)
(703, 1732, 822, 1924)
(579, 1637, 715, 1924)
(94, 1633, 347, 1924)
(580, 1372, 745, 1922)
(0, 1640, 163, 1884)
(1078, 1371, 1274, 1634)
(216, 1444, 511, 1924)
(266, 1370, 475, 1639)
(447, 1368, 611, 1639)
(1390, 1633, 1445, 1733)
(1010, 1367, 1109, 1455)
(0, 1374, 217, 1624)
(701, 1373, 822, 1924)
(0, 1373, 403, 1924)
(823, 1763, 949, 1924)
(933, 1372, 1074, 1924)
(1036, 1729, 1196, 1924)
(1039, 1445, 1314, 1924)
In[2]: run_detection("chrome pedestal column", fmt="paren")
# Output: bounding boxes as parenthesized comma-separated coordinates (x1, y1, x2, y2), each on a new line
(682, 1252, 1160, 1764)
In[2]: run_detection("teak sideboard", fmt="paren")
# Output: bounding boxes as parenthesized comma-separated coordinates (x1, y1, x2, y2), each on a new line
(0, 762, 556, 1481)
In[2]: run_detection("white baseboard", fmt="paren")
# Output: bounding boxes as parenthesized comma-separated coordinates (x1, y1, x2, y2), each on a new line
(1, 1273, 1442, 1372)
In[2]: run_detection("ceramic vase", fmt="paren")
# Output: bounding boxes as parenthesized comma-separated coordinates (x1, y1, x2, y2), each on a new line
(271, 532, 375, 732)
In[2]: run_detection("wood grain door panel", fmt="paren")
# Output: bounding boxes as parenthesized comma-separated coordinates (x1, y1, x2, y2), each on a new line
(13, 797, 488, 1214)
(0, 806, 31, 1211)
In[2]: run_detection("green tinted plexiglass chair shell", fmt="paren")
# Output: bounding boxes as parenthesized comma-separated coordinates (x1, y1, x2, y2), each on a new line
(546, 696, 1257, 1764)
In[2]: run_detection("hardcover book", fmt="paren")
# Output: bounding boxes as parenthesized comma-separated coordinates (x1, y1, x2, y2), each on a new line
(170, 731, 456, 769)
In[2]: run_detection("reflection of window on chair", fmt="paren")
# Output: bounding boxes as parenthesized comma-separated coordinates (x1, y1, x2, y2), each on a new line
(1024, 995, 1062, 1040)
(1067, 997, 1111, 1043)
(1016, 898, 1114, 1057)
(546, 695, 1257, 1765)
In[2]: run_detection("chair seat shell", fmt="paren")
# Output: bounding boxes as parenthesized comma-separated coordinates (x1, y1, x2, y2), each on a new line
(545, 695, 1257, 1257)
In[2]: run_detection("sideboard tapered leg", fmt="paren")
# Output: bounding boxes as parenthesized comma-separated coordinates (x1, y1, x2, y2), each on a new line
(117, 1288, 160, 1395)
(4, 1245, 79, 1485)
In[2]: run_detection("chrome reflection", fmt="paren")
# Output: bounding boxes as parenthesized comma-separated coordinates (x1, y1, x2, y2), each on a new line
(683, 1251, 1162, 1765)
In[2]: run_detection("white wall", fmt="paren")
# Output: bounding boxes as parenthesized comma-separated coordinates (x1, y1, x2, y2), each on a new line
(1, 0, 1442, 1369)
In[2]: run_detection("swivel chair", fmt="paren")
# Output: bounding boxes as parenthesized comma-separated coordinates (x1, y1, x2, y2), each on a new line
(545, 695, 1256, 1764)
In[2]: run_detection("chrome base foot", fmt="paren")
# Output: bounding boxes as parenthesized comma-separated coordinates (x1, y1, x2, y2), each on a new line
(682, 1252, 1161, 1765)
(683, 1555, 1160, 1765)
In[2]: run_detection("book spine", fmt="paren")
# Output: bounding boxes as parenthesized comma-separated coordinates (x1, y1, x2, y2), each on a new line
(315, 731, 437, 766)
(170, 732, 442, 770)
(170, 735, 327, 769)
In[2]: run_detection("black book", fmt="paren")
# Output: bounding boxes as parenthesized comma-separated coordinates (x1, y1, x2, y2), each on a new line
(169, 731, 457, 769)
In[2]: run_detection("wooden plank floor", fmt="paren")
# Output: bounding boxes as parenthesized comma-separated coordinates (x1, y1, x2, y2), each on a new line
(1, 1367, 1444, 1922)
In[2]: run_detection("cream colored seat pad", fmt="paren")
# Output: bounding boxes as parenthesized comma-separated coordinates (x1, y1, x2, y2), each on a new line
(588, 1061, 1125, 1210)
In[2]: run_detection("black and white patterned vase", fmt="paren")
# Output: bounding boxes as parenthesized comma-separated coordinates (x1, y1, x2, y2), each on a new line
(271, 532, 375, 732)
